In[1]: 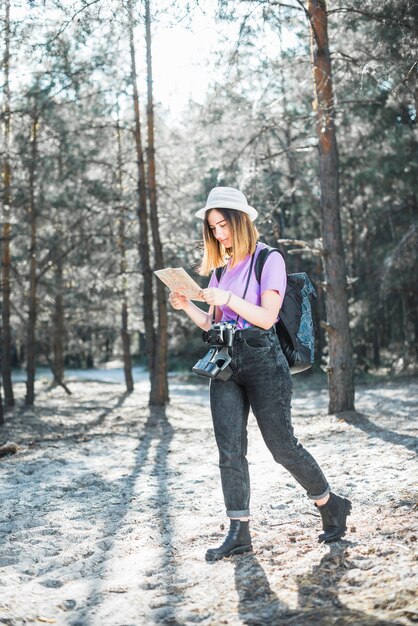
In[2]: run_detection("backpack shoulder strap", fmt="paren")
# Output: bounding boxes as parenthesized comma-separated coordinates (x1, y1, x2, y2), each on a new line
(215, 266, 224, 282)
(254, 246, 285, 283)
(212, 266, 225, 324)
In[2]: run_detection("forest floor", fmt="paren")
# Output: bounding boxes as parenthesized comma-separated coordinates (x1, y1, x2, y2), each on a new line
(0, 372, 417, 626)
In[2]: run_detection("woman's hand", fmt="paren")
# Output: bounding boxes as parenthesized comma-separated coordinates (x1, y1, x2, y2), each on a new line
(168, 291, 189, 310)
(200, 288, 231, 306)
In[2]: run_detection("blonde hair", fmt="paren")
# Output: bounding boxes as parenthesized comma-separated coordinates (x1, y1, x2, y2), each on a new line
(199, 208, 259, 276)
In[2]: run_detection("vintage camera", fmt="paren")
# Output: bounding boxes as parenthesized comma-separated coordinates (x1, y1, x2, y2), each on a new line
(192, 322, 236, 381)
(202, 322, 236, 347)
(192, 346, 233, 381)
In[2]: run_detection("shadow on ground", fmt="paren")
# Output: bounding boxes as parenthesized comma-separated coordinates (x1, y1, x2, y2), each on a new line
(234, 545, 404, 625)
(338, 411, 417, 454)
(72, 406, 185, 625)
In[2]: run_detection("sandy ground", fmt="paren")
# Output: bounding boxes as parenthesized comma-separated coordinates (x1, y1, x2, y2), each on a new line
(0, 373, 417, 626)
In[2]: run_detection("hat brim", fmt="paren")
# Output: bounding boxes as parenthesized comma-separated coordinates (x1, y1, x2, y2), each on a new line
(195, 204, 258, 222)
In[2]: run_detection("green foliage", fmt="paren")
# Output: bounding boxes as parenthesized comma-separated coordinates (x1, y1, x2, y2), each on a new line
(2, 0, 416, 375)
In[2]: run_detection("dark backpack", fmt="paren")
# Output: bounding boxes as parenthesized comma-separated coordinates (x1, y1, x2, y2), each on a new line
(216, 246, 317, 374)
(256, 247, 317, 373)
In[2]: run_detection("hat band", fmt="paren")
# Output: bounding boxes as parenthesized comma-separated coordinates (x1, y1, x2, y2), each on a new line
(206, 201, 247, 211)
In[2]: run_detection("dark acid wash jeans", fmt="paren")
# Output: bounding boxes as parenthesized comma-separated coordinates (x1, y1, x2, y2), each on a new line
(209, 329, 330, 518)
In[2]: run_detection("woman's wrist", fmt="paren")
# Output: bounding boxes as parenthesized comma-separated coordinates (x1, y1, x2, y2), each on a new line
(224, 290, 232, 306)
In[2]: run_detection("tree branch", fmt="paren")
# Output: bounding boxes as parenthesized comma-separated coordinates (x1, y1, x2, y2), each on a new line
(276, 238, 324, 256)
(327, 6, 415, 26)
(241, 0, 304, 10)
(47, 0, 103, 43)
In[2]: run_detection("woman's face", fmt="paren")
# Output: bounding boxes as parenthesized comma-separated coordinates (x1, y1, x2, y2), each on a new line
(207, 209, 232, 249)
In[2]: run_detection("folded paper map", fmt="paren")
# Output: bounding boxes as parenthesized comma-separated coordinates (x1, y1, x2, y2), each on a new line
(154, 267, 204, 301)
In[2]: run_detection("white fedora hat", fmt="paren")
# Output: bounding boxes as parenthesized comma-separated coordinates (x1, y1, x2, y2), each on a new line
(195, 186, 258, 221)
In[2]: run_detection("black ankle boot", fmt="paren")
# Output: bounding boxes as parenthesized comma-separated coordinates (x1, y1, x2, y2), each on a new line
(316, 493, 352, 543)
(205, 520, 252, 561)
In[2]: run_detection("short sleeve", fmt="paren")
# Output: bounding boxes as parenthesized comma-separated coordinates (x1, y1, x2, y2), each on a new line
(260, 252, 287, 297)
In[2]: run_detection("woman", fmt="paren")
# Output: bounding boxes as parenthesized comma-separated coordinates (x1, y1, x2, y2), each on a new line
(169, 186, 352, 561)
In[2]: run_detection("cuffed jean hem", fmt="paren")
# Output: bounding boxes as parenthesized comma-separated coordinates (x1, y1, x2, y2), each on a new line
(226, 509, 250, 518)
(307, 485, 331, 501)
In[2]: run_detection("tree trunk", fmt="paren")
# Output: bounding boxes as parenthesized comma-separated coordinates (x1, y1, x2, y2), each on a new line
(145, 0, 169, 406)
(307, 0, 355, 413)
(372, 329, 380, 368)
(1, 0, 14, 408)
(116, 113, 134, 393)
(365, 214, 381, 368)
(52, 254, 65, 382)
(25, 114, 38, 406)
(0, 380, 4, 426)
(128, 0, 156, 388)
(121, 301, 134, 391)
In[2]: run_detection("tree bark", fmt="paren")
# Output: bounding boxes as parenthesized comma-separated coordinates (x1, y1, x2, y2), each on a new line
(25, 114, 39, 406)
(0, 381, 3, 426)
(128, 0, 156, 389)
(52, 254, 65, 382)
(116, 113, 134, 393)
(47, 357, 71, 395)
(121, 301, 134, 392)
(1, 0, 14, 408)
(307, 0, 355, 413)
(145, 0, 169, 406)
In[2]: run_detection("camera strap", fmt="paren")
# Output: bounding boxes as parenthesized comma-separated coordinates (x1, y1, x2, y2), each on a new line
(212, 247, 257, 327)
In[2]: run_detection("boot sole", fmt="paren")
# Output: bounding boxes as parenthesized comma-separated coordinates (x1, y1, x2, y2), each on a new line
(205, 544, 253, 562)
(320, 499, 352, 543)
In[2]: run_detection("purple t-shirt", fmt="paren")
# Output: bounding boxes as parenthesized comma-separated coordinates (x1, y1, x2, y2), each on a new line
(208, 242, 287, 329)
